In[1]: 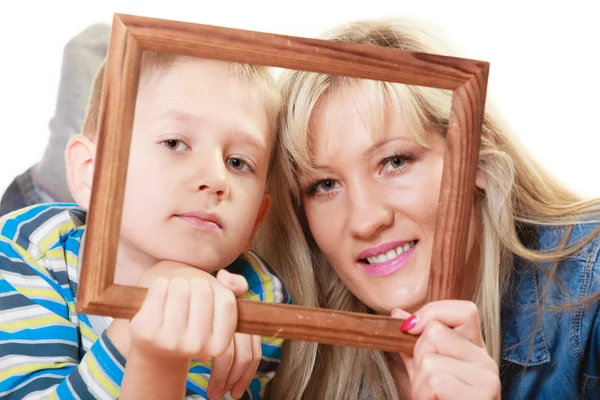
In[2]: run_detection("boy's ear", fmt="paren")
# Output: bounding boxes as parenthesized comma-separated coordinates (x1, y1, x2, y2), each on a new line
(244, 193, 272, 252)
(65, 135, 96, 211)
(475, 168, 486, 190)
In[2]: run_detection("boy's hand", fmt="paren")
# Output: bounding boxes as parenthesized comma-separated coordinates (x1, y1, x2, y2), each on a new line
(129, 274, 238, 363)
(207, 273, 262, 400)
(106, 261, 249, 359)
(119, 270, 249, 400)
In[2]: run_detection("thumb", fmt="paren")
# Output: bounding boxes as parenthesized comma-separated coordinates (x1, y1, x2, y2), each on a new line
(216, 269, 249, 298)
(390, 308, 411, 320)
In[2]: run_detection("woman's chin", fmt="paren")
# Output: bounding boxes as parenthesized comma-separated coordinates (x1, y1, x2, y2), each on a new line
(360, 285, 428, 316)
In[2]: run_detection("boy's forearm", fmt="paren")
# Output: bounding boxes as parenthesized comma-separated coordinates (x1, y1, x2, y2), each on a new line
(120, 346, 191, 400)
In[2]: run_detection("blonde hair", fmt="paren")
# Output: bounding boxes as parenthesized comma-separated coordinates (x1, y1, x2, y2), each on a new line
(81, 51, 282, 150)
(257, 16, 600, 399)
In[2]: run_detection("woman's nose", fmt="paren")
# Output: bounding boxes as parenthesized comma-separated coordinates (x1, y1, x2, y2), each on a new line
(347, 188, 393, 239)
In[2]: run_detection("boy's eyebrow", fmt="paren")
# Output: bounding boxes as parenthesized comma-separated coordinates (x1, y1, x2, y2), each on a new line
(230, 132, 268, 157)
(153, 109, 268, 156)
(151, 110, 205, 124)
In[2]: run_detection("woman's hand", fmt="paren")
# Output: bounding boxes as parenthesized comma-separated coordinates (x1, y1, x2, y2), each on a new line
(392, 301, 500, 400)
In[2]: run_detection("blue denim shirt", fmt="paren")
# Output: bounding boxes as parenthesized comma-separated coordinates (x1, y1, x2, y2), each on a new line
(500, 221, 600, 399)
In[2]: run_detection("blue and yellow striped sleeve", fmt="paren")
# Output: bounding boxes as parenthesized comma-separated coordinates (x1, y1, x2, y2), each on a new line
(185, 250, 292, 399)
(0, 204, 125, 399)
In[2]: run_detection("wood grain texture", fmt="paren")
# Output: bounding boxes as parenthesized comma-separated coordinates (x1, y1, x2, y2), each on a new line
(75, 12, 490, 355)
(118, 13, 487, 91)
(77, 17, 142, 310)
(80, 285, 417, 354)
(427, 67, 489, 301)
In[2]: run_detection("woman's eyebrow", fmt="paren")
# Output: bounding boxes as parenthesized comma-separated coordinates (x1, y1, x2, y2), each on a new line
(364, 136, 413, 157)
(310, 137, 414, 169)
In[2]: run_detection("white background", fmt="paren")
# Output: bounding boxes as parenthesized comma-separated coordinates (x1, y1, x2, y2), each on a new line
(0, 0, 598, 199)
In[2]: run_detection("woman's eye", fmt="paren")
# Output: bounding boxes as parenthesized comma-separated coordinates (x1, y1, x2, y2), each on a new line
(381, 155, 409, 173)
(313, 179, 339, 193)
(162, 139, 189, 152)
(227, 157, 252, 172)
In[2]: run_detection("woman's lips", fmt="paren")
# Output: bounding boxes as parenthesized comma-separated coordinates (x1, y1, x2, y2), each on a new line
(358, 241, 417, 277)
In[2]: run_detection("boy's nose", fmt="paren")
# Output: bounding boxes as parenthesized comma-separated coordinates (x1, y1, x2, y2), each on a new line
(198, 176, 229, 200)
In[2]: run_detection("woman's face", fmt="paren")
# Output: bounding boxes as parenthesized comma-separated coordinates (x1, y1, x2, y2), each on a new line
(298, 83, 480, 314)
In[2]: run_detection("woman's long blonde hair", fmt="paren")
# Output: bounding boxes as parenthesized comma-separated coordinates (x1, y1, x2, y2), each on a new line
(256, 16, 600, 399)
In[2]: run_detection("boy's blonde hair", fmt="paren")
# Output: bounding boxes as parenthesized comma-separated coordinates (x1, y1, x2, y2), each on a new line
(81, 51, 282, 155)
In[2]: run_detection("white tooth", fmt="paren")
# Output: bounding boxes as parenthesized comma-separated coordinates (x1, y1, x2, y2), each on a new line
(367, 256, 377, 264)
(377, 254, 387, 263)
(395, 246, 404, 255)
(386, 250, 397, 259)
(403, 243, 411, 251)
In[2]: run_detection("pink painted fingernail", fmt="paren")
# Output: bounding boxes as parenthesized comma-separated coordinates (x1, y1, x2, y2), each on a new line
(400, 314, 417, 332)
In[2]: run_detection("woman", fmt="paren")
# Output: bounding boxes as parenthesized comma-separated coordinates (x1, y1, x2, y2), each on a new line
(258, 17, 600, 399)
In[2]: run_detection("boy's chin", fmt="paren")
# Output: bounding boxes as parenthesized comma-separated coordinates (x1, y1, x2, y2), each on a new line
(162, 250, 238, 274)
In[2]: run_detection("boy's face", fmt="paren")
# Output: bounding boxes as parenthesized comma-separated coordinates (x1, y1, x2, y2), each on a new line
(119, 58, 272, 273)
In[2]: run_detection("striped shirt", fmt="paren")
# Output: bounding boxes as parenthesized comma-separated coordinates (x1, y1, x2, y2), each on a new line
(0, 203, 291, 399)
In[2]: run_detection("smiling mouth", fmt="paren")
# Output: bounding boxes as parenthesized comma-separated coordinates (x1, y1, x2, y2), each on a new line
(359, 240, 418, 265)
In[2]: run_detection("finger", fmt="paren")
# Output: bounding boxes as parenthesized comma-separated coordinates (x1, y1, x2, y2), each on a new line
(206, 282, 237, 356)
(391, 308, 417, 381)
(400, 300, 484, 346)
(413, 321, 497, 373)
(412, 369, 478, 400)
(129, 277, 169, 341)
(216, 269, 249, 298)
(391, 308, 411, 320)
(156, 277, 191, 352)
(230, 334, 262, 399)
(184, 278, 214, 359)
(398, 352, 416, 383)
(223, 333, 253, 396)
(207, 339, 234, 400)
(412, 352, 500, 392)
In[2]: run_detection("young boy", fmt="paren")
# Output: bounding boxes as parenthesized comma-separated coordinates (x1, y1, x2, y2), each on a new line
(0, 51, 290, 399)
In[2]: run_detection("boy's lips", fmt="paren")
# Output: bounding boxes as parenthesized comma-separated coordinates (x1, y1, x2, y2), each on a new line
(176, 211, 223, 230)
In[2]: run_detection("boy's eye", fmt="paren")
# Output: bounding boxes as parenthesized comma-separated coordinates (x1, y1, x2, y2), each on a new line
(162, 139, 189, 152)
(227, 157, 252, 172)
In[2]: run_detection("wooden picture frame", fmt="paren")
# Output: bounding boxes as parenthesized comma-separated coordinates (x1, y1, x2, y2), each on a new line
(76, 13, 489, 355)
